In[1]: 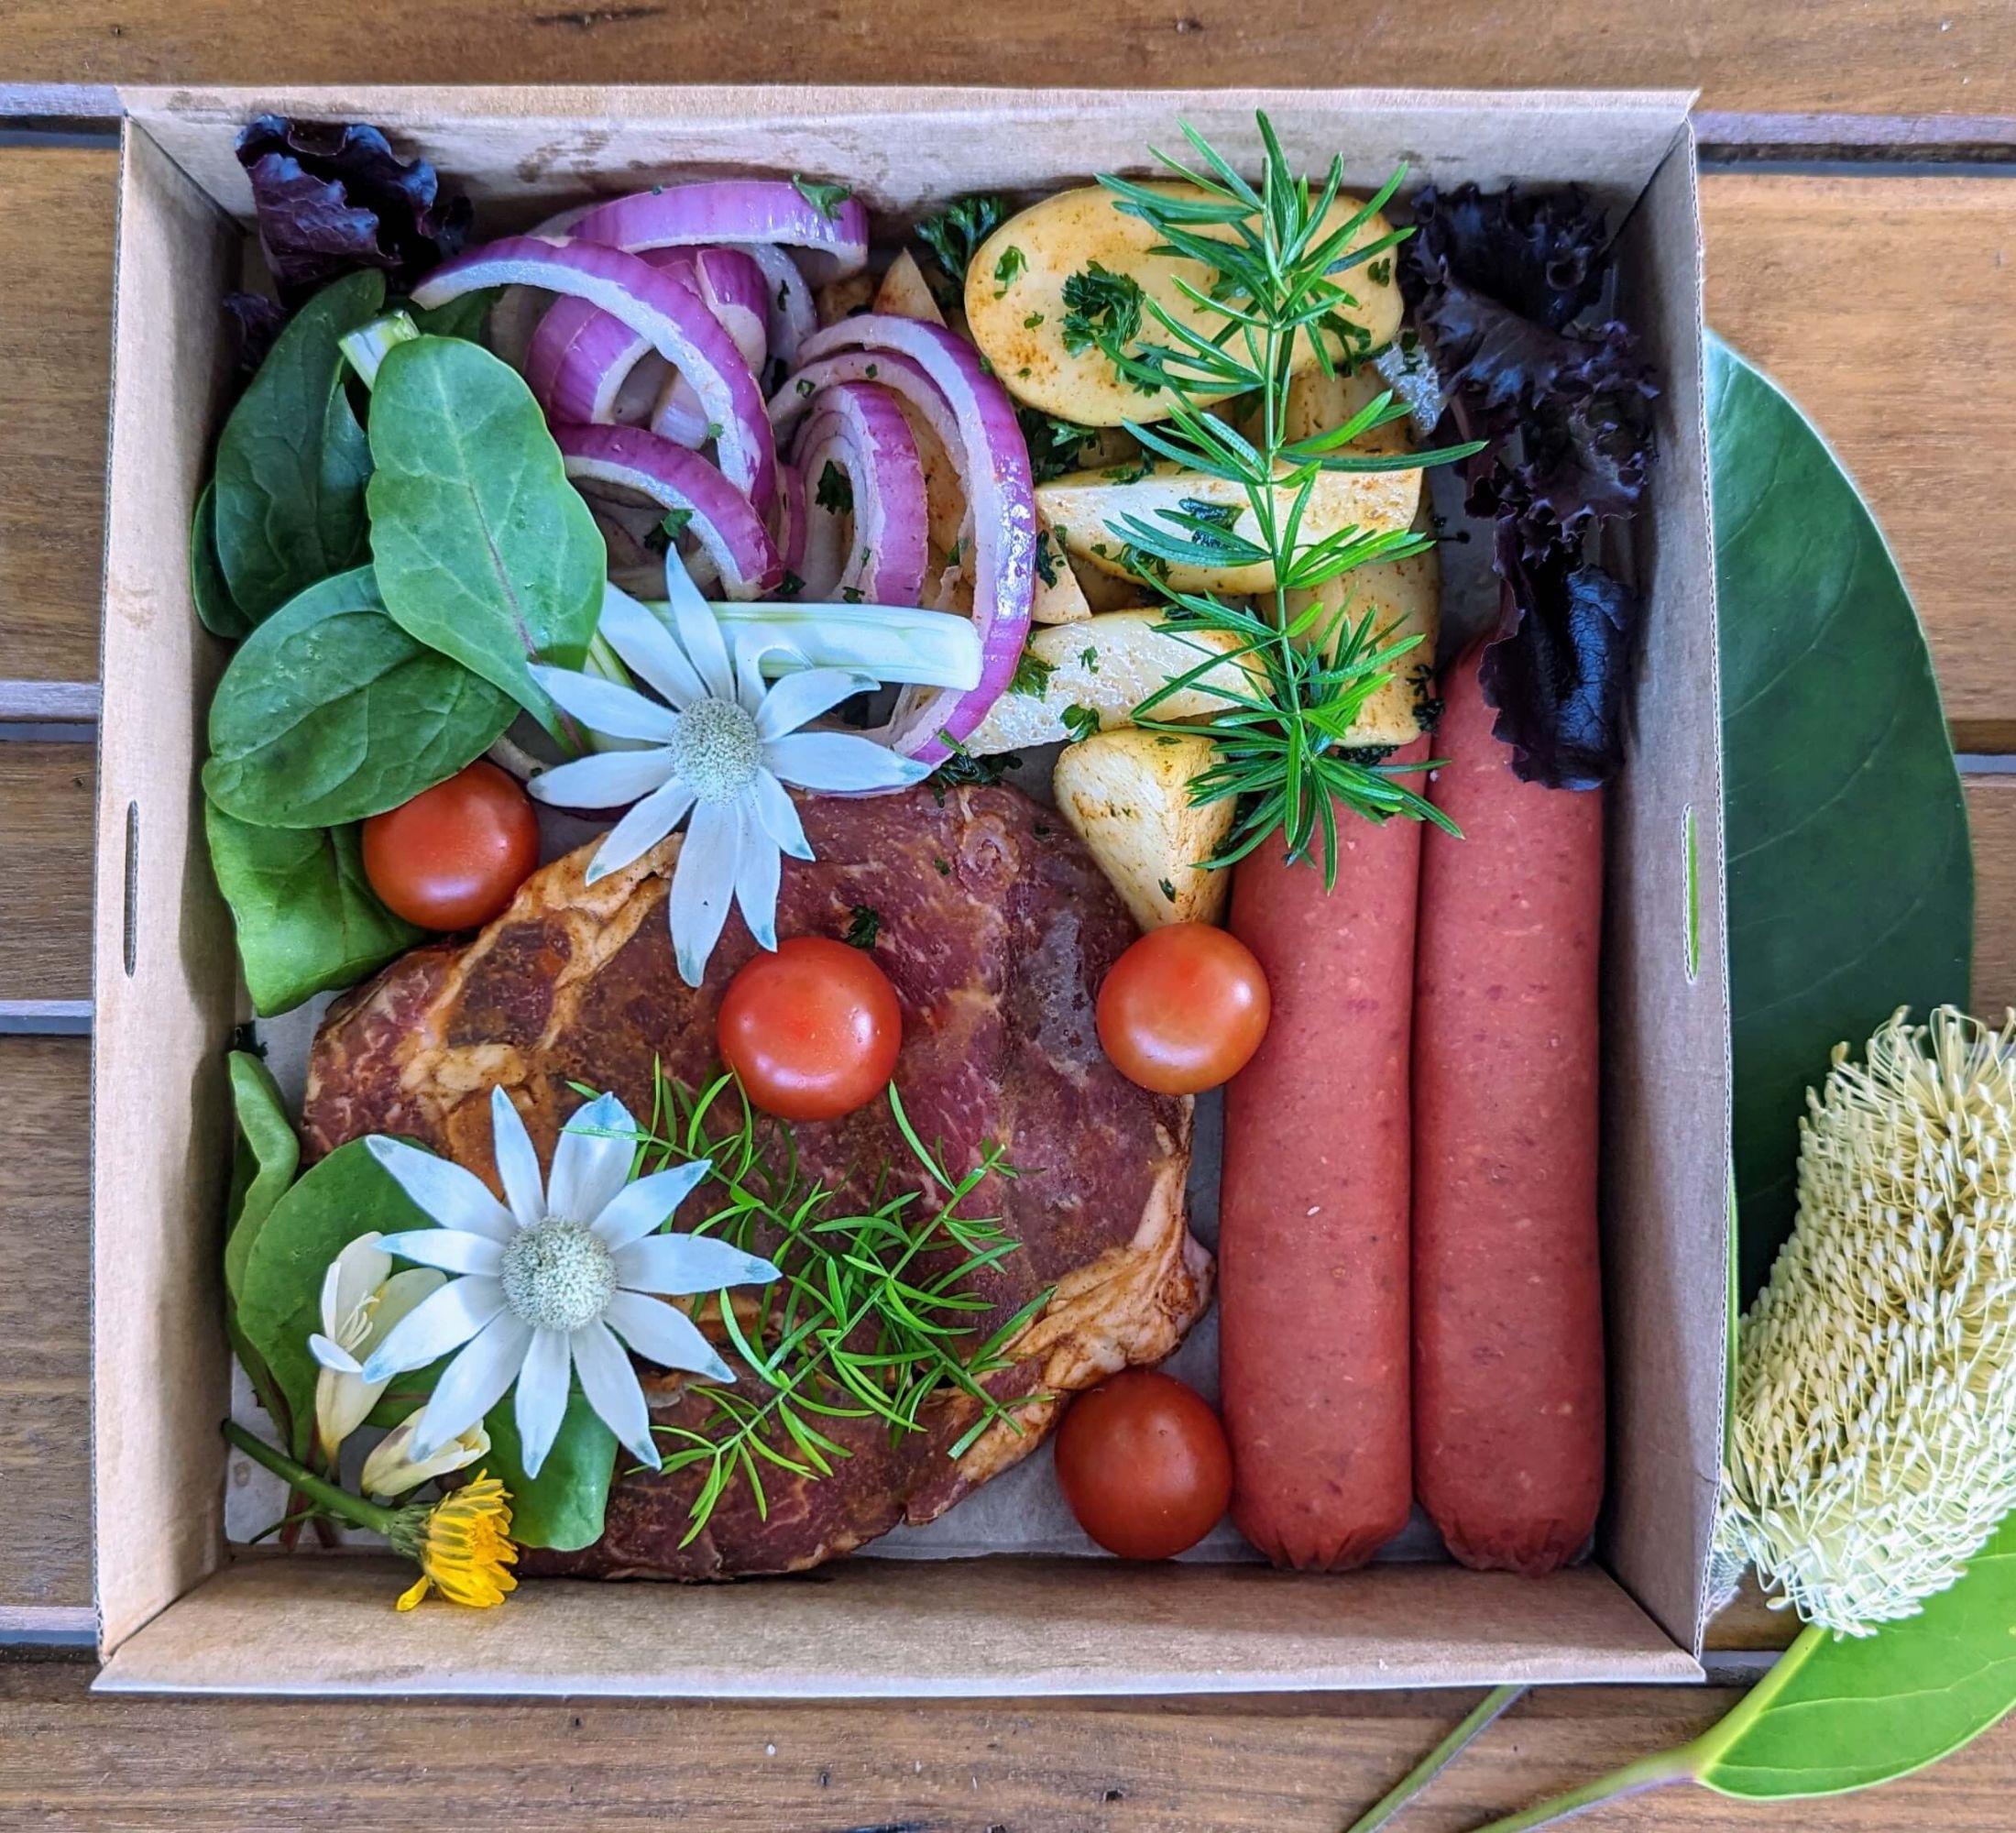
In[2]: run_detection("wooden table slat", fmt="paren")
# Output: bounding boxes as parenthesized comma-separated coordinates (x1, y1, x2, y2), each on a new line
(0, 745, 95, 1007)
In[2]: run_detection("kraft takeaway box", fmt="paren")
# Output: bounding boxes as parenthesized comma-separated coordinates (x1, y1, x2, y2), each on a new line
(90, 85, 1726, 1696)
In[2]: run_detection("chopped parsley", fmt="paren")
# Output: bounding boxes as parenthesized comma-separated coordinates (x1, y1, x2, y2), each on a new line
(1023, 310, 1046, 329)
(660, 506, 694, 540)
(844, 904, 882, 949)
(1059, 703, 1101, 743)
(992, 245, 1027, 297)
(1009, 649, 1055, 697)
(928, 730, 1021, 802)
(934, 856, 952, 877)
(779, 569, 805, 598)
(705, 421, 723, 443)
(1033, 523, 1064, 589)
(792, 175, 854, 221)
(1079, 645, 1101, 674)
(1102, 456, 1155, 485)
(1015, 406, 1098, 484)
(795, 376, 816, 398)
(1158, 877, 1178, 903)
(1366, 257, 1393, 287)
(841, 586, 864, 604)
(1060, 261, 1145, 357)
(815, 459, 853, 516)
(1176, 496, 1243, 554)
(915, 193, 1008, 284)
(945, 536, 964, 568)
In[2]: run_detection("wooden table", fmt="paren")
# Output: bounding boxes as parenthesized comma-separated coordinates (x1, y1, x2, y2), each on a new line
(4, 16, 2015, 1827)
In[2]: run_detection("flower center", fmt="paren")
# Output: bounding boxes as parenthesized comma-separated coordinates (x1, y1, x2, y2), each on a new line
(499, 1221, 617, 1334)
(671, 695, 762, 802)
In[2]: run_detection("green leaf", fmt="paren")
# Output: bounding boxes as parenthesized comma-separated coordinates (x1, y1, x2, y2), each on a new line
(221, 1050, 300, 1307)
(191, 479, 252, 639)
(213, 269, 385, 621)
(236, 1138, 433, 1462)
(203, 565, 517, 829)
(407, 285, 499, 344)
(204, 800, 424, 1016)
(1710, 335, 1972, 1298)
(366, 335, 606, 730)
(483, 1385, 617, 1551)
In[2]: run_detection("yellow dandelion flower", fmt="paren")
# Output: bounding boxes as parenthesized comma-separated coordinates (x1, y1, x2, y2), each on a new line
(389, 1472, 520, 1612)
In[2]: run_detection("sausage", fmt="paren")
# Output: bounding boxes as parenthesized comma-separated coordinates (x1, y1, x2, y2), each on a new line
(1412, 643, 1605, 1575)
(1219, 752, 1424, 1570)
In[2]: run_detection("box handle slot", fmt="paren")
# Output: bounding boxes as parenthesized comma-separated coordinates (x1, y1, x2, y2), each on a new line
(122, 799, 139, 979)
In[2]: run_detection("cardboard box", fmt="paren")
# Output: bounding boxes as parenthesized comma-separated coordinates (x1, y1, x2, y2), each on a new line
(90, 85, 1726, 1696)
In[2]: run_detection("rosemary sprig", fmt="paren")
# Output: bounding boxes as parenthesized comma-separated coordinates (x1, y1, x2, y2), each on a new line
(605, 1070, 1052, 1545)
(1086, 113, 1485, 883)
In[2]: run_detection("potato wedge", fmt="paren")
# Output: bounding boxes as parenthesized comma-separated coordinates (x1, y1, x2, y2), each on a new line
(1054, 731, 1233, 930)
(1031, 518, 1091, 624)
(816, 270, 877, 326)
(873, 250, 947, 326)
(1038, 460, 1420, 595)
(965, 182, 1401, 428)
(965, 610, 1255, 754)
(1068, 554, 1158, 614)
(1276, 368, 1441, 747)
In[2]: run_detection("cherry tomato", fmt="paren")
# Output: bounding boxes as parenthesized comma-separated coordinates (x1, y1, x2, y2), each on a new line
(718, 935, 903, 1122)
(1095, 923, 1271, 1094)
(362, 761, 541, 931)
(1054, 1368, 1233, 1560)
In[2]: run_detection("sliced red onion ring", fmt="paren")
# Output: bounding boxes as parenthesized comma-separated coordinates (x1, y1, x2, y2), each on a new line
(739, 244, 816, 373)
(572, 181, 870, 284)
(413, 236, 776, 513)
(653, 247, 769, 445)
(781, 320, 1034, 761)
(555, 423, 782, 600)
(794, 383, 929, 609)
(772, 461, 808, 582)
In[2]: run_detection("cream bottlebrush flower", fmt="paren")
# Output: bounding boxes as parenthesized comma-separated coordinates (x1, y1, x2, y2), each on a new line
(356, 1085, 779, 1479)
(307, 1234, 445, 1462)
(528, 584, 929, 986)
(362, 1407, 491, 1498)
(1718, 1005, 2016, 1635)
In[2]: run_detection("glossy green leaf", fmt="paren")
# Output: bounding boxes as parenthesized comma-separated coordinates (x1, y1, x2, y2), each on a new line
(213, 269, 384, 621)
(407, 285, 499, 344)
(236, 1138, 433, 1462)
(366, 335, 606, 732)
(221, 1050, 300, 1307)
(203, 565, 517, 829)
(204, 801, 423, 1015)
(191, 479, 252, 640)
(1711, 334, 1972, 1297)
(483, 1385, 618, 1552)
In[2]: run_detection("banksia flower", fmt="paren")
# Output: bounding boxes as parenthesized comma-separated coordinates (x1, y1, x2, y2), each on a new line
(1717, 1006, 2016, 1635)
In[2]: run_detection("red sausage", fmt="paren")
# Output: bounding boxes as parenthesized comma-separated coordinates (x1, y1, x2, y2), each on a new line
(1412, 645, 1605, 1575)
(1220, 752, 1424, 1570)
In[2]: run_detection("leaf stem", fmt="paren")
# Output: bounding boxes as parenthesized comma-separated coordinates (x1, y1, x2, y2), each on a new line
(1343, 1684, 1528, 1833)
(1463, 1745, 1697, 1833)
(223, 1420, 402, 1536)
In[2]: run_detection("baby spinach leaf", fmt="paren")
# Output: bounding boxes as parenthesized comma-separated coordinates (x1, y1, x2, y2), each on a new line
(484, 1386, 617, 1551)
(408, 285, 499, 344)
(238, 1137, 435, 1462)
(222, 1050, 301, 1307)
(366, 335, 605, 730)
(191, 480, 252, 639)
(203, 565, 517, 829)
(204, 800, 424, 1015)
(213, 269, 385, 621)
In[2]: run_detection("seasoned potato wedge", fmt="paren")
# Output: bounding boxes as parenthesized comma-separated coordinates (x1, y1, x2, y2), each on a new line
(1038, 460, 1420, 595)
(873, 250, 947, 325)
(1067, 553, 1156, 613)
(965, 611, 1255, 754)
(1031, 518, 1091, 624)
(1054, 731, 1233, 930)
(816, 271, 877, 325)
(965, 182, 1401, 427)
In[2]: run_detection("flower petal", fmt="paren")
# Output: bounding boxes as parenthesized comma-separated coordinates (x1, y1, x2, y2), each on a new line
(604, 1290, 738, 1385)
(666, 579, 733, 702)
(614, 1232, 780, 1298)
(529, 663, 680, 743)
(315, 1366, 382, 1458)
(756, 668, 879, 742)
(363, 1268, 448, 1352)
(308, 1332, 363, 1377)
(570, 1318, 662, 1470)
(589, 1160, 715, 1249)
(324, 1233, 391, 1337)
(585, 776, 697, 884)
(762, 731, 934, 793)
(749, 769, 814, 862)
(732, 814, 782, 951)
(547, 1092, 641, 1226)
(488, 1086, 546, 1230)
(598, 586, 705, 709)
(361, 1408, 489, 1498)
(375, 1229, 506, 1278)
(732, 631, 775, 717)
(529, 747, 677, 813)
(367, 1137, 516, 1242)
(669, 796, 740, 987)
(360, 1275, 507, 1384)
(512, 1326, 574, 1481)
(412, 1310, 533, 1460)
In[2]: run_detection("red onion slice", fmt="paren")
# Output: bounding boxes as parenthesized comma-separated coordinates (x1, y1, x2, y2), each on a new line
(553, 423, 782, 600)
(572, 181, 870, 284)
(739, 244, 817, 373)
(783, 318, 1035, 762)
(794, 382, 929, 609)
(652, 248, 769, 445)
(772, 461, 808, 581)
(413, 236, 776, 513)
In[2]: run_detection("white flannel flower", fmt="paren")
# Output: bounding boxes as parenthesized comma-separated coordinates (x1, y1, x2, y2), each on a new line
(307, 1234, 445, 1462)
(527, 582, 929, 986)
(356, 1086, 778, 1479)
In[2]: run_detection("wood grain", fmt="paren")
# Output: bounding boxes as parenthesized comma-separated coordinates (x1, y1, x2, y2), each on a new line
(0, 746, 94, 1006)
(1702, 175, 2016, 752)
(0, 1041, 92, 1613)
(1, 0, 2013, 127)
(1966, 773, 2016, 1018)
(0, 148, 113, 687)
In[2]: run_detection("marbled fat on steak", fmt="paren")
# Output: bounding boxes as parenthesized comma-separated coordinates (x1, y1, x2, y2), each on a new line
(304, 783, 1210, 1578)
